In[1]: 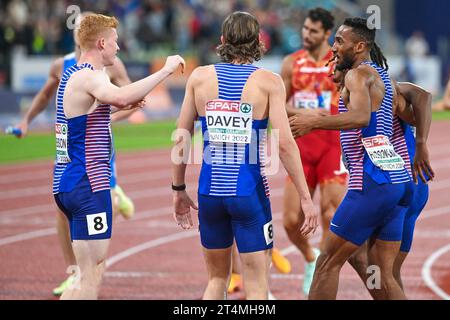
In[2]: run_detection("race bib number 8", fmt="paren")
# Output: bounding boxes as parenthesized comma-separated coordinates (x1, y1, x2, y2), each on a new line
(86, 212, 108, 236)
(362, 135, 405, 171)
(205, 100, 253, 144)
(263, 220, 274, 246)
(55, 123, 71, 164)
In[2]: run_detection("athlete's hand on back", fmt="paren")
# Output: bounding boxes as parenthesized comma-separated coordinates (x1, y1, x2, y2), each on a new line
(173, 190, 198, 230)
(299, 198, 319, 236)
(163, 55, 186, 75)
(413, 142, 435, 183)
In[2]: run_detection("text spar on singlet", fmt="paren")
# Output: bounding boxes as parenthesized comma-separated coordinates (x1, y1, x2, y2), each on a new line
(205, 100, 253, 144)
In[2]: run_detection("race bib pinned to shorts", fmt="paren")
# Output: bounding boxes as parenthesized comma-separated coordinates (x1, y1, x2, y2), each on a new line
(205, 100, 253, 144)
(263, 220, 274, 246)
(55, 123, 71, 164)
(362, 135, 405, 171)
(293, 91, 332, 110)
(86, 212, 108, 236)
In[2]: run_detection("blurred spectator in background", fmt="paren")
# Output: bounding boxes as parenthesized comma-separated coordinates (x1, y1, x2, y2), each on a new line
(0, 0, 447, 99)
(406, 31, 429, 58)
(0, 0, 347, 62)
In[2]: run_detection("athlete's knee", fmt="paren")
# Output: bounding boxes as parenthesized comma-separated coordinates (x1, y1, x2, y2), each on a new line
(378, 273, 399, 293)
(314, 251, 341, 275)
(392, 265, 401, 283)
(322, 207, 334, 223)
(283, 212, 301, 233)
(348, 249, 368, 271)
(240, 255, 263, 272)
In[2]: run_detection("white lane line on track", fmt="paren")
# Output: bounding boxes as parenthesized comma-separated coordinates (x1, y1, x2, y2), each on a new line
(0, 175, 446, 222)
(1, 184, 449, 246)
(1, 145, 450, 185)
(432, 159, 450, 170)
(1, 166, 450, 299)
(429, 178, 450, 191)
(418, 205, 450, 221)
(106, 230, 198, 268)
(421, 243, 450, 300)
(105, 212, 282, 269)
(0, 149, 196, 184)
(4, 133, 450, 179)
(279, 234, 321, 261)
(0, 228, 55, 246)
(0, 170, 198, 200)
(0, 176, 282, 219)
(1, 200, 449, 300)
(1, 159, 449, 201)
(0, 168, 446, 218)
(0, 150, 172, 179)
(269, 273, 427, 281)
(0, 204, 57, 219)
(2, 136, 449, 182)
(103, 270, 426, 282)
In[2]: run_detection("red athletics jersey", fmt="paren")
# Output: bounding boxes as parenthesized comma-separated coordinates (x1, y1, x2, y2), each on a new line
(290, 49, 339, 114)
(288, 49, 346, 188)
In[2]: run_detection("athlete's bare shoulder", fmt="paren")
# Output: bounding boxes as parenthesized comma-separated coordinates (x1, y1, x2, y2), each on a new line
(280, 53, 297, 74)
(345, 65, 375, 89)
(253, 69, 285, 93)
(68, 68, 111, 94)
(281, 52, 296, 65)
(190, 65, 215, 80)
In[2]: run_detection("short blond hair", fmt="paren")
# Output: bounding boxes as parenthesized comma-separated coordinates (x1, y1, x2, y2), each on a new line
(77, 14, 119, 50)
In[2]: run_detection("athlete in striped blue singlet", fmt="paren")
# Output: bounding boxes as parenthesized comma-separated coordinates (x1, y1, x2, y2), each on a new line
(289, 18, 417, 300)
(331, 65, 434, 299)
(53, 14, 184, 299)
(15, 12, 137, 296)
(172, 11, 318, 300)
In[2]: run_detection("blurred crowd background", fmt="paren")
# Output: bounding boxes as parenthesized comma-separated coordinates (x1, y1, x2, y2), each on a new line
(0, 0, 449, 126)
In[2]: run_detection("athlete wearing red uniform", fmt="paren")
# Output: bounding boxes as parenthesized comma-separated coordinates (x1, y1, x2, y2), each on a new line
(289, 48, 344, 187)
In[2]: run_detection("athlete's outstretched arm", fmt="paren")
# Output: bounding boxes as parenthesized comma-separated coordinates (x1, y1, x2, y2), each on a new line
(15, 58, 63, 137)
(266, 71, 318, 236)
(398, 82, 434, 182)
(108, 57, 141, 122)
(171, 68, 199, 230)
(86, 55, 185, 109)
(289, 68, 371, 137)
